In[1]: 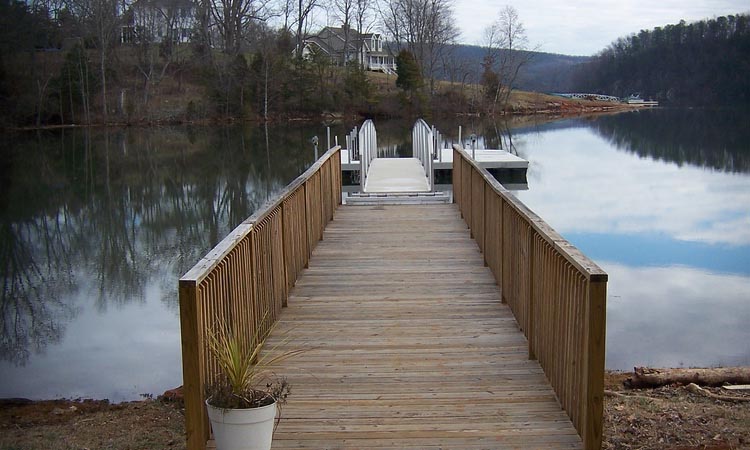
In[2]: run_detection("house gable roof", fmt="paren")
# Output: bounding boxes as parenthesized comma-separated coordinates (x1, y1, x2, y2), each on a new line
(303, 26, 385, 56)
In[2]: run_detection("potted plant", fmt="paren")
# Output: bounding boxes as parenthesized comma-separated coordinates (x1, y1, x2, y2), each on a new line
(205, 321, 301, 450)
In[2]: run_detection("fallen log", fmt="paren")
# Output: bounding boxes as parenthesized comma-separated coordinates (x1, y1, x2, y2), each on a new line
(625, 367, 750, 388)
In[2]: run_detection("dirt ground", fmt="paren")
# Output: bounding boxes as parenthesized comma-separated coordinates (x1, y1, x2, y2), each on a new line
(1, 373, 748, 449)
(0, 398, 186, 450)
(603, 372, 750, 450)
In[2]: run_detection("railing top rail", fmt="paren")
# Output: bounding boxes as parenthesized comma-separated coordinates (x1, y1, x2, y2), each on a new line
(180, 145, 341, 284)
(454, 144, 607, 282)
(413, 118, 430, 130)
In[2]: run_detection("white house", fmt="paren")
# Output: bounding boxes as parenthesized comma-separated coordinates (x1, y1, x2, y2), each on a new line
(302, 26, 397, 73)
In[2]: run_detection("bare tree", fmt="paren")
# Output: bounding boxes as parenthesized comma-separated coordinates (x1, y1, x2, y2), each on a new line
(351, 0, 374, 66)
(381, 0, 459, 91)
(208, 0, 272, 54)
(129, 0, 192, 111)
(63, 0, 120, 119)
(280, 0, 294, 31)
(354, 0, 373, 35)
(483, 5, 533, 111)
(294, 0, 317, 58)
(334, 0, 354, 63)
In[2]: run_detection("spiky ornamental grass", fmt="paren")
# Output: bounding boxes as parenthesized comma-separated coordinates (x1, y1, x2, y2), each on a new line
(205, 317, 304, 409)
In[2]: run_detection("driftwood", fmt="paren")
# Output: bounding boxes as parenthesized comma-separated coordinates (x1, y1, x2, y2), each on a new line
(686, 383, 750, 403)
(625, 366, 750, 388)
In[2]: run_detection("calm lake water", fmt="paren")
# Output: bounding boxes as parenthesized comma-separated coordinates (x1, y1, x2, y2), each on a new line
(1, 109, 748, 401)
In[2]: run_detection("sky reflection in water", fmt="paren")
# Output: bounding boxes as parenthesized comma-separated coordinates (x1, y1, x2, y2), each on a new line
(511, 112, 750, 370)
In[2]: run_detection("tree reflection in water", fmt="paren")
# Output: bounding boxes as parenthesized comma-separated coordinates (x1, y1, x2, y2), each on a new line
(591, 108, 750, 174)
(0, 123, 329, 370)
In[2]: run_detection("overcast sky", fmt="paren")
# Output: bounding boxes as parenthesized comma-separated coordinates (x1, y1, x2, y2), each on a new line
(452, 0, 750, 56)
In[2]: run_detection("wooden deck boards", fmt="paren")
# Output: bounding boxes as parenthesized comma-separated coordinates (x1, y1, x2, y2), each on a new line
(266, 204, 581, 449)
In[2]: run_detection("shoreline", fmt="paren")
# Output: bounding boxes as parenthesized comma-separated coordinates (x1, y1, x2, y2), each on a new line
(3, 367, 747, 407)
(3, 102, 643, 133)
(1, 368, 748, 450)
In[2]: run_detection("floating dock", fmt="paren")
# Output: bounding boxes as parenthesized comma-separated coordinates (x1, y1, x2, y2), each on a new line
(341, 147, 529, 173)
(364, 158, 431, 192)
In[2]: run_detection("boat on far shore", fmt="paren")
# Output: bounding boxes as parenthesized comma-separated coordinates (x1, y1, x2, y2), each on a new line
(626, 94, 659, 106)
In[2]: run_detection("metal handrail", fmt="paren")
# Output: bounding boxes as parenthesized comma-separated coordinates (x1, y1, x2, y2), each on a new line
(412, 119, 435, 190)
(358, 120, 377, 191)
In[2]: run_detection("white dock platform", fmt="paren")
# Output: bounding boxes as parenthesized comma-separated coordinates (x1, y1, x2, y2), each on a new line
(340, 148, 528, 172)
(432, 148, 528, 170)
(364, 158, 430, 193)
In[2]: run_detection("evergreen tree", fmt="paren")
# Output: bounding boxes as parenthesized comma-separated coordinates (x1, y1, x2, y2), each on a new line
(395, 50, 422, 92)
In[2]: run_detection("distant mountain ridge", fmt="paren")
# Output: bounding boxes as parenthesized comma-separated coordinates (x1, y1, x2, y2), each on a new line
(437, 44, 590, 93)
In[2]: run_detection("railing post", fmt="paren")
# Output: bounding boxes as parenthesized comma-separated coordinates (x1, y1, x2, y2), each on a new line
(500, 199, 507, 304)
(482, 182, 488, 267)
(453, 147, 461, 208)
(303, 180, 311, 266)
(468, 168, 474, 238)
(582, 278, 607, 450)
(179, 279, 208, 450)
(354, 126, 358, 161)
(527, 230, 535, 360)
(280, 201, 289, 307)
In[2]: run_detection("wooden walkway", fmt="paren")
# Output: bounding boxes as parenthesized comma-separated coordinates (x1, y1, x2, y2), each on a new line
(266, 204, 582, 449)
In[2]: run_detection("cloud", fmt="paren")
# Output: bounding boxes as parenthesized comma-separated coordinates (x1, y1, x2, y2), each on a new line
(453, 0, 750, 55)
(514, 126, 750, 247)
(603, 262, 750, 370)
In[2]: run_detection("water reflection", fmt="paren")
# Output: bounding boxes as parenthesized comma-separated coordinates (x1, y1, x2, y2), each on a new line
(514, 122, 750, 248)
(2, 111, 748, 399)
(0, 123, 334, 400)
(590, 109, 750, 173)
(504, 110, 750, 370)
(606, 262, 750, 370)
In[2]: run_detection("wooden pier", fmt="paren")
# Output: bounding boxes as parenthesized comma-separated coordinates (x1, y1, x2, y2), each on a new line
(265, 204, 582, 448)
(180, 130, 607, 450)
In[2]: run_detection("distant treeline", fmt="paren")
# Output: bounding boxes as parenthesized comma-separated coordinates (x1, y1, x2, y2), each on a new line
(572, 14, 750, 106)
(435, 44, 588, 93)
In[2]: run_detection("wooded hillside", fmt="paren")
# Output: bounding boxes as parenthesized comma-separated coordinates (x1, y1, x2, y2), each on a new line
(434, 44, 588, 93)
(572, 14, 750, 106)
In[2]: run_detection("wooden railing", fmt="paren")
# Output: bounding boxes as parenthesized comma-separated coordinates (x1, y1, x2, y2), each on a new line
(452, 145, 608, 450)
(178, 146, 342, 450)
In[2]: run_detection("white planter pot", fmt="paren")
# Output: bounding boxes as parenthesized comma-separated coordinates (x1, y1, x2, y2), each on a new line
(206, 399, 277, 450)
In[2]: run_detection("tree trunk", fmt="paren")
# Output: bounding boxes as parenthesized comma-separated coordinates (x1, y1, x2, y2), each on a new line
(626, 367, 750, 388)
(296, 0, 303, 58)
(36, 77, 50, 127)
(100, 48, 108, 120)
(263, 57, 269, 120)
